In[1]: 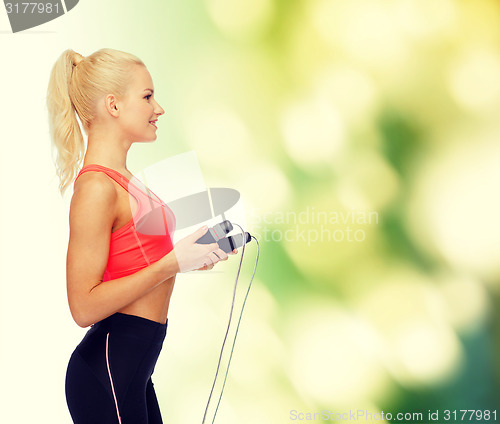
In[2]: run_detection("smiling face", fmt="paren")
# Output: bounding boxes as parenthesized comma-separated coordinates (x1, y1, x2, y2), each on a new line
(118, 64, 165, 143)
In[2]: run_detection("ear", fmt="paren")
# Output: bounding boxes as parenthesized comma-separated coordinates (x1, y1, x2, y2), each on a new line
(104, 94, 120, 117)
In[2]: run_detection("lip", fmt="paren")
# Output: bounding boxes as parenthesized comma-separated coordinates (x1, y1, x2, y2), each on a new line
(149, 121, 157, 129)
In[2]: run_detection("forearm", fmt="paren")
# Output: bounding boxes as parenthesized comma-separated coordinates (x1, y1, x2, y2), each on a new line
(69, 251, 179, 328)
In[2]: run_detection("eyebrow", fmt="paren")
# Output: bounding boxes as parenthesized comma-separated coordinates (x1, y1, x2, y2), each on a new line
(144, 88, 154, 94)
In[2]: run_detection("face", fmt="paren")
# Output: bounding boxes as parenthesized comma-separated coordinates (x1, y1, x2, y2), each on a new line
(118, 65, 165, 143)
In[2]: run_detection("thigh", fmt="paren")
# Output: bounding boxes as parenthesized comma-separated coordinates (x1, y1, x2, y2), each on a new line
(66, 328, 152, 424)
(115, 341, 164, 423)
(146, 378, 163, 424)
(66, 315, 166, 424)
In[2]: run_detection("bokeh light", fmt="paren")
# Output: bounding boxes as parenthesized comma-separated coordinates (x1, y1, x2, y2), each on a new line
(3, 0, 500, 422)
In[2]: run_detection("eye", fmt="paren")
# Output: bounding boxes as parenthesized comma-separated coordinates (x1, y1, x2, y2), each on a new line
(145, 94, 152, 100)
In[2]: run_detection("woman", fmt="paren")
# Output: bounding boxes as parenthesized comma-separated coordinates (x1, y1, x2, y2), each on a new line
(46, 48, 235, 423)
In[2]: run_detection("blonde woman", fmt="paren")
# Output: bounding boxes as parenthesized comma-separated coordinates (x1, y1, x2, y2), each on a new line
(47, 48, 235, 423)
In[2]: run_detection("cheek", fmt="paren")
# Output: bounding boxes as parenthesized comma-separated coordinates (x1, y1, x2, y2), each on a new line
(142, 103, 154, 116)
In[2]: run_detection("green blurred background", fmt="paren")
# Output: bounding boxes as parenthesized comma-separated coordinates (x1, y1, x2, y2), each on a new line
(1, 0, 500, 422)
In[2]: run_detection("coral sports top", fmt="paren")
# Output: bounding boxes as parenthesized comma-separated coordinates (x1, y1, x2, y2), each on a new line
(74, 164, 176, 282)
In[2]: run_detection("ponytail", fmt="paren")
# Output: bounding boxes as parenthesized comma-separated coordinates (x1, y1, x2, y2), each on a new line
(46, 49, 85, 195)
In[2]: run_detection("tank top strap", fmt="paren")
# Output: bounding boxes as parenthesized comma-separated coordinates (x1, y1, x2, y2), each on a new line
(74, 164, 132, 193)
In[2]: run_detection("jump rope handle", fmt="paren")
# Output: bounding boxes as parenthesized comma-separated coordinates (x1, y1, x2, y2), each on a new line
(196, 220, 251, 253)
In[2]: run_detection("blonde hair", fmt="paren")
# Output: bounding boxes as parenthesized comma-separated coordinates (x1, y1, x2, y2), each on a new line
(46, 48, 145, 194)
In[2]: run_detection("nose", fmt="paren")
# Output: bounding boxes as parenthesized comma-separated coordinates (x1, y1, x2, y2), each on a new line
(153, 99, 165, 116)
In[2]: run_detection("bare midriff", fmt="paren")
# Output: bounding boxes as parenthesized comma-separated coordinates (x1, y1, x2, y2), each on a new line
(117, 274, 176, 324)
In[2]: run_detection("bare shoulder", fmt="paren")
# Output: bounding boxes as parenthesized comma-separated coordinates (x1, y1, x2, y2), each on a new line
(70, 172, 117, 218)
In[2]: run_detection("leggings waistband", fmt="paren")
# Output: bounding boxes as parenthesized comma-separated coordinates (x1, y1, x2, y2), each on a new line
(91, 313, 167, 343)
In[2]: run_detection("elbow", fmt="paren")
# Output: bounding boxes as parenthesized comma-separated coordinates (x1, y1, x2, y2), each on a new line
(71, 309, 93, 328)
(75, 316, 92, 329)
(68, 300, 94, 328)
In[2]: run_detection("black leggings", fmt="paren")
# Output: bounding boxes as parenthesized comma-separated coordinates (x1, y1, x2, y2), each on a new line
(65, 313, 167, 424)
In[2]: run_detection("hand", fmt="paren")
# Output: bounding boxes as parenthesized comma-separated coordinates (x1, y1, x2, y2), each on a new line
(195, 247, 238, 271)
(173, 226, 233, 273)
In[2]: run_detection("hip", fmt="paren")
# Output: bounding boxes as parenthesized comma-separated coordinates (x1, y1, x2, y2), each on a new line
(73, 312, 168, 366)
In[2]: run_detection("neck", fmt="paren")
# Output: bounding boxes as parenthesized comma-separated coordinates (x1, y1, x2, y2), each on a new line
(83, 131, 132, 175)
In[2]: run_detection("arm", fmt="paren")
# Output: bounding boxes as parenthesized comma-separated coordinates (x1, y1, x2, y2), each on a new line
(66, 173, 180, 328)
